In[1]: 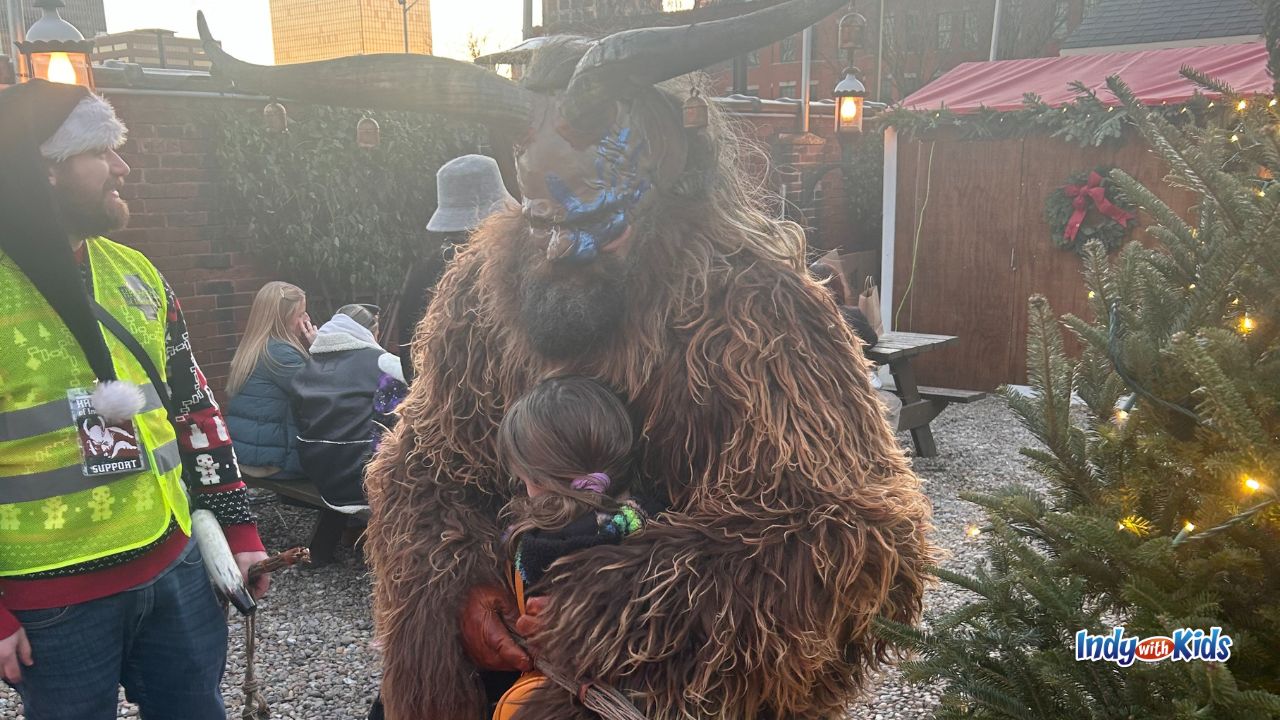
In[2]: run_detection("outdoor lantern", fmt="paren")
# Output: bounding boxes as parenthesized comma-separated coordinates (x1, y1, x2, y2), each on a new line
(833, 67, 866, 135)
(16, 0, 95, 89)
(356, 115, 381, 148)
(263, 101, 288, 133)
(838, 12, 867, 55)
(683, 87, 709, 129)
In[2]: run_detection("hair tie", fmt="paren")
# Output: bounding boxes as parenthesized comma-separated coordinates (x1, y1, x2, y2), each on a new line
(571, 472, 610, 493)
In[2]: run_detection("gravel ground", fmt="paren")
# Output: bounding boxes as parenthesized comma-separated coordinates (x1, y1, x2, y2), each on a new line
(0, 396, 1044, 720)
(845, 397, 1048, 720)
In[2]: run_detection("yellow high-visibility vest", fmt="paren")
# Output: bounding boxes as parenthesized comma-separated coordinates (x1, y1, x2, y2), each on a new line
(0, 237, 190, 576)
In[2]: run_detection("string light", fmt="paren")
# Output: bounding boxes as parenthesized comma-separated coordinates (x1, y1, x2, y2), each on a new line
(1087, 290, 1097, 299)
(1231, 134, 1240, 143)
(1183, 521, 1196, 533)
(1187, 283, 1196, 290)
(1271, 98, 1278, 108)
(1113, 408, 1130, 427)
(1244, 477, 1262, 493)
(1239, 313, 1256, 335)
(965, 524, 982, 539)
(1238, 99, 1248, 111)
(1208, 101, 1216, 108)
(1117, 515, 1151, 536)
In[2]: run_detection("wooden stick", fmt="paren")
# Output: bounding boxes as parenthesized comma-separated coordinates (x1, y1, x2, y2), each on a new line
(248, 546, 311, 581)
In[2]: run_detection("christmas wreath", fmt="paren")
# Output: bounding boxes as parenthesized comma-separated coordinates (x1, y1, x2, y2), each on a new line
(1044, 167, 1136, 252)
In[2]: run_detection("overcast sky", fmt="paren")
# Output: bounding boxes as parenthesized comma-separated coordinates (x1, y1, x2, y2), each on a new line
(101, 0, 527, 63)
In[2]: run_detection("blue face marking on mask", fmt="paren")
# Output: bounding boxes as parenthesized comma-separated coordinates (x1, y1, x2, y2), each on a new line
(544, 126, 652, 261)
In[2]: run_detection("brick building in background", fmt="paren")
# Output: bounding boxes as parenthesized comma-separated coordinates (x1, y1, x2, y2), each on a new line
(93, 29, 210, 71)
(539, 0, 1093, 102)
(269, 0, 431, 64)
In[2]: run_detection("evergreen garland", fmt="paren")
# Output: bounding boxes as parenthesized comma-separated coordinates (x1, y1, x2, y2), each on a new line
(881, 81, 1228, 148)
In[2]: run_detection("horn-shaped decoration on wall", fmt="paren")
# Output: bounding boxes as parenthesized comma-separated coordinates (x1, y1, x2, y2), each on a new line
(263, 100, 288, 133)
(197, 11, 536, 137)
(356, 115, 381, 148)
(200, 0, 844, 140)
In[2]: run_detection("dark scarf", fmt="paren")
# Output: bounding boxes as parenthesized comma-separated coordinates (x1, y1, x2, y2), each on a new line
(514, 498, 651, 587)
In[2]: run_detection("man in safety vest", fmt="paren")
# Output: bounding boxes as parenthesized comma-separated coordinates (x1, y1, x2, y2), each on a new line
(0, 80, 270, 719)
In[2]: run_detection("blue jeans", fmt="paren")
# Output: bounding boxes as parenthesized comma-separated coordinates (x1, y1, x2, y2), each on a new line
(11, 544, 229, 720)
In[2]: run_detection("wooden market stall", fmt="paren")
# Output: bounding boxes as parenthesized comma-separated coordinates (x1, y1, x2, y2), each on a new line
(880, 41, 1271, 391)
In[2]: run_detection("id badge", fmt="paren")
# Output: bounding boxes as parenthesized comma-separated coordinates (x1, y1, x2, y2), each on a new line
(68, 388, 148, 478)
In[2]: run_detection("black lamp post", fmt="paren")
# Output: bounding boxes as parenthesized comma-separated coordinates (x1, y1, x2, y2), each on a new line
(16, 0, 94, 88)
(797, 10, 873, 247)
(396, 0, 421, 54)
(834, 11, 867, 136)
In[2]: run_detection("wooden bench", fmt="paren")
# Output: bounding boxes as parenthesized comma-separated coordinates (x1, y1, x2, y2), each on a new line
(868, 331, 987, 457)
(244, 477, 368, 566)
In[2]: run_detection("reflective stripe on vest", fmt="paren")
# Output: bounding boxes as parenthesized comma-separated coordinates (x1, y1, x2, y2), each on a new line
(0, 238, 192, 577)
(0, 439, 181, 504)
(0, 384, 164, 443)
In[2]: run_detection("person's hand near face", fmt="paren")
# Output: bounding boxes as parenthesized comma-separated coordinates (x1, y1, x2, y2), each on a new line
(295, 303, 317, 347)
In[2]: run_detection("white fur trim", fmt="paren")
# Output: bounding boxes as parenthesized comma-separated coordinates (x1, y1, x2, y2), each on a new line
(39, 94, 127, 162)
(91, 380, 145, 423)
(308, 330, 384, 355)
(377, 353, 405, 384)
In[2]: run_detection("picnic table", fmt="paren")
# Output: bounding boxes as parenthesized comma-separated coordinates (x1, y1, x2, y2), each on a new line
(868, 331, 986, 457)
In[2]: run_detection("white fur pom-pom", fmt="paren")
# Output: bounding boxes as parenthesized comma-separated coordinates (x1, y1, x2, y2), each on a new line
(91, 380, 146, 423)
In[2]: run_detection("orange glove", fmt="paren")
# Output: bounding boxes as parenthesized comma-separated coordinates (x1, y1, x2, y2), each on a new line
(458, 585, 533, 672)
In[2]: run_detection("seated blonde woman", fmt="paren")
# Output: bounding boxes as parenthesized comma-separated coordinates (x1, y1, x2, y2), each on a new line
(225, 281, 316, 480)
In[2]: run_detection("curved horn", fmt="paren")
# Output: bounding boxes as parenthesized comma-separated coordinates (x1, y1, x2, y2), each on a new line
(560, 0, 845, 132)
(197, 11, 534, 134)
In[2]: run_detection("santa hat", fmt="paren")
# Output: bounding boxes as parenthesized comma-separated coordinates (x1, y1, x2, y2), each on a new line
(0, 81, 142, 421)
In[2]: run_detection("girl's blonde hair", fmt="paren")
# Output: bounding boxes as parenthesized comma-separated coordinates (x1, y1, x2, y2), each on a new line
(226, 281, 309, 397)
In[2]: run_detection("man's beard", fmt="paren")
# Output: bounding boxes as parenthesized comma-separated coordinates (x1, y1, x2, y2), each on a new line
(52, 181, 129, 239)
(518, 251, 633, 361)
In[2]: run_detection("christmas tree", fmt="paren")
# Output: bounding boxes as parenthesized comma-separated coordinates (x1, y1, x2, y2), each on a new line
(877, 27, 1280, 720)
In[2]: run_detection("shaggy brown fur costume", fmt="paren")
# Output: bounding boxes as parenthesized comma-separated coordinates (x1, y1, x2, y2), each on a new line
(193, 4, 933, 716)
(363, 103, 933, 720)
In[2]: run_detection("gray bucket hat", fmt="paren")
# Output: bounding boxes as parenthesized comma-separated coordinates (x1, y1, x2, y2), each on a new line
(426, 154, 516, 233)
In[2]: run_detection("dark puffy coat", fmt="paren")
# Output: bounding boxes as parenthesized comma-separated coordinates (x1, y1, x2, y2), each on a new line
(292, 330, 403, 510)
(225, 339, 305, 477)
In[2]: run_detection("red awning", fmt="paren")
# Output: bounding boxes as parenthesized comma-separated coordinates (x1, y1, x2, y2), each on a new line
(901, 41, 1270, 114)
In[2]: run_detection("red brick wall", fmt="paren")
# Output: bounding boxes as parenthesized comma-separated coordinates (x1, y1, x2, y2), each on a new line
(95, 92, 857, 395)
(731, 106, 860, 252)
(104, 92, 273, 397)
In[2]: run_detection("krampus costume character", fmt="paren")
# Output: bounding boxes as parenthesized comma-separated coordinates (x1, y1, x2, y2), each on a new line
(199, 2, 932, 717)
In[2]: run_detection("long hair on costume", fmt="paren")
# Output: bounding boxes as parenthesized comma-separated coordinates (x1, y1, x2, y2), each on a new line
(498, 376, 636, 540)
(364, 68, 933, 720)
(226, 281, 310, 397)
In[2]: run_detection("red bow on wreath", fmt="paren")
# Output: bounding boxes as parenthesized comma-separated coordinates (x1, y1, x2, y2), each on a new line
(1063, 171, 1135, 243)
